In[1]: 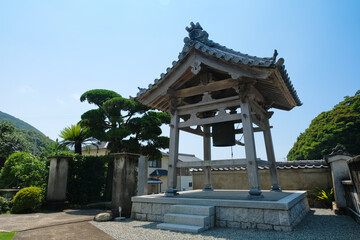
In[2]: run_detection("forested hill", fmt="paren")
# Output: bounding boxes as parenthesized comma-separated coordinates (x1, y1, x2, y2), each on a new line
(0, 110, 43, 134)
(0, 111, 53, 156)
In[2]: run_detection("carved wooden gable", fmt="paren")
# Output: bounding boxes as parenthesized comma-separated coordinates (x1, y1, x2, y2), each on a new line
(136, 22, 301, 113)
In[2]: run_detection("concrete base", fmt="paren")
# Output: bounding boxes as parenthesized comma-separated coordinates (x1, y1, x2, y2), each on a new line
(131, 190, 309, 231)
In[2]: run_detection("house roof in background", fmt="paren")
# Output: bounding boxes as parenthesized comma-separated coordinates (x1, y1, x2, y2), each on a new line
(149, 169, 168, 177)
(82, 141, 109, 151)
(162, 152, 203, 162)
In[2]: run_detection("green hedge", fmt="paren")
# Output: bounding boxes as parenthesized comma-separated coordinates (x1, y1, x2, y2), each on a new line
(67, 155, 111, 205)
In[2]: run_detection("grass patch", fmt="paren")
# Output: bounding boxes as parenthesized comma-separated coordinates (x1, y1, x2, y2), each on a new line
(0, 231, 16, 240)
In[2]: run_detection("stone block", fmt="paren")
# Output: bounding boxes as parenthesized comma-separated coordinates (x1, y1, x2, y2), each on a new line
(257, 223, 273, 230)
(219, 207, 234, 221)
(279, 211, 290, 226)
(227, 221, 240, 228)
(216, 220, 226, 227)
(152, 203, 162, 215)
(148, 214, 158, 222)
(216, 207, 221, 219)
(161, 204, 171, 215)
(248, 209, 264, 224)
(141, 203, 152, 214)
(233, 208, 248, 222)
(304, 198, 310, 211)
(135, 213, 147, 221)
(264, 209, 280, 225)
(156, 215, 164, 222)
(241, 222, 257, 229)
(132, 203, 141, 213)
(274, 225, 293, 232)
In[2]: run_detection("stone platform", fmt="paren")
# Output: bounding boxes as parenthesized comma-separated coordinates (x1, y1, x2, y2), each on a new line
(131, 190, 309, 231)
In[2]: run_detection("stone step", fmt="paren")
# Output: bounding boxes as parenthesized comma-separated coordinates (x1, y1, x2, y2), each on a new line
(170, 205, 214, 216)
(164, 213, 210, 227)
(157, 223, 205, 233)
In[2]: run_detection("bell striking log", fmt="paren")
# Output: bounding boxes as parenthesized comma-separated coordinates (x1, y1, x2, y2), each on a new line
(212, 121, 235, 147)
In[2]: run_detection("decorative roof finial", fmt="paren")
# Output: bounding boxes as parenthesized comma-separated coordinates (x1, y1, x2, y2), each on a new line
(273, 49, 278, 60)
(185, 22, 209, 42)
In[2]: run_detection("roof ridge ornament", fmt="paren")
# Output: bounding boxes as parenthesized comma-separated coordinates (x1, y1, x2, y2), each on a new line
(185, 22, 209, 42)
(272, 49, 278, 63)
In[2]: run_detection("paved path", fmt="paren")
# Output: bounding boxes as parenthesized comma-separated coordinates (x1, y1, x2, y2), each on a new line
(92, 208, 360, 240)
(0, 209, 114, 240)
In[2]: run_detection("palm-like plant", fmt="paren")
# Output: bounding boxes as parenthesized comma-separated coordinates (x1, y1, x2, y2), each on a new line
(59, 124, 93, 155)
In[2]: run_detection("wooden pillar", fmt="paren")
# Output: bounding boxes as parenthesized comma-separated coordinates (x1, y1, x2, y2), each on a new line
(263, 119, 281, 191)
(203, 125, 213, 190)
(166, 109, 180, 196)
(240, 98, 263, 199)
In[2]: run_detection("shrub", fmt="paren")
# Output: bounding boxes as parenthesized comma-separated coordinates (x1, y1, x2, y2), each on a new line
(311, 187, 334, 208)
(11, 187, 43, 213)
(67, 155, 109, 204)
(0, 152, 48, 189)
(0, 196, 11, 213)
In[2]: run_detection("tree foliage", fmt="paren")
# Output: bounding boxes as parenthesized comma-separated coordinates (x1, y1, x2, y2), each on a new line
(80, 89, 170, 159)
(0, 121, 53, 169)
(287, 90, 360, 160)
(59, 124, 93, 155)
(0, 121, 28, 167)
(0, 152, 48, 189)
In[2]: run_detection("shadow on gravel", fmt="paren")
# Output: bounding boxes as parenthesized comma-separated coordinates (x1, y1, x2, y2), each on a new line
(133, 221, 158, 229)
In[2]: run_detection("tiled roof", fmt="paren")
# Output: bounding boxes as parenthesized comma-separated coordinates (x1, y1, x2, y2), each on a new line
(162, 152, 203, 162)
(190, 160, 329, 172)
(137, 22, 301, 106)
(82, 141, 109, 150)
(149, 169, 168, 176)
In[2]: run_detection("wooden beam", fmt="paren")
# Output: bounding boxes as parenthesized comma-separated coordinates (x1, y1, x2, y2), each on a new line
(176, 159, 268, 168)
(180, 127, 205, 136)
(179, 113, 242, 128)
(234, 127, 267, 134)
(178, 96, 239, 110)
(197, 52, 272, 80)
(174, 78, 239, 98)
(138, 54, 196, 106)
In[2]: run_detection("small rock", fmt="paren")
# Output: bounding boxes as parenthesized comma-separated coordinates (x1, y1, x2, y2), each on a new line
(94, 212, 113, 222)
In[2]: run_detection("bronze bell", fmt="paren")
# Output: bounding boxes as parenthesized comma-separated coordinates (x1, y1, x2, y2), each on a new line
(212, 121, 235, 147)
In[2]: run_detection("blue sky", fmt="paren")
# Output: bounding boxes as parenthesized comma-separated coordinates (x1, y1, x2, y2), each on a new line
(0, 1, 359, 161)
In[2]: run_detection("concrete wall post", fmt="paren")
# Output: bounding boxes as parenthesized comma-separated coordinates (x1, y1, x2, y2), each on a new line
(326, 153, 352, 209)
(137, 156, 148, 196)
(47, 155, 72, 202)
(111, 153, 140, 217)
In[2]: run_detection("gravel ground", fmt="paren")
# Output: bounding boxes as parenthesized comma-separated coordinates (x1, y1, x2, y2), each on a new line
(91, 208, 360, 240)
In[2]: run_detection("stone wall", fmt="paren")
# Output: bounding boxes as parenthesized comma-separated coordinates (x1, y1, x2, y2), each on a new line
(131, 202, 172, 222)
(131, 193, 309, 231)
(192, 168, 331, 192)
(215, 196, 309, 231)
